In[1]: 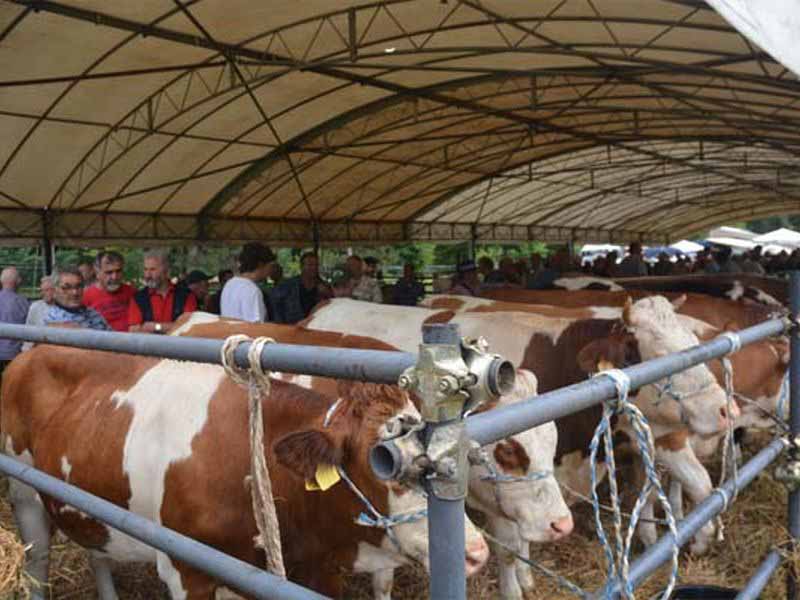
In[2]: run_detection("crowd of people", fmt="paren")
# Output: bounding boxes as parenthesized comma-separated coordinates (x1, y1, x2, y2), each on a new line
(584, 242, 800, 278)
(0, 243, 432, 375)
(1, 238, 790, 375)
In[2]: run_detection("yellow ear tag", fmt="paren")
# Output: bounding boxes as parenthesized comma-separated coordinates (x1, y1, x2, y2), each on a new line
(304, 464, 341, 492)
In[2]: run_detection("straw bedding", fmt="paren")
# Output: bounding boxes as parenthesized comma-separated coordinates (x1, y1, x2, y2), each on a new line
(0, 436, 791, 599)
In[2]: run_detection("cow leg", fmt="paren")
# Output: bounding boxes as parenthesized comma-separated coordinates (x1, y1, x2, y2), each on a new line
(8, 479, 51, 600)
(655, 443, 715, 555)
(89, 552, 119, 600)
(372, 568, 394, 600)
(514, 541, 535, 598)
(668, 480, 684, 521)
(156, 552, 216, 600)
(637, 495, 658, 548)
(488, 515, 527, 600)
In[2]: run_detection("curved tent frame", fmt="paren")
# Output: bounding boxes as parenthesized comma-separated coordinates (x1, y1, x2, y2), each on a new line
(0, 0, 799, 245)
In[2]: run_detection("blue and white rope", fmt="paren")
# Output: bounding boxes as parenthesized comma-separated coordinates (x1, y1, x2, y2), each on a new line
(336, 466, 428, 552)
(478, 451, 553, 484)
(591, 368, 680, 600)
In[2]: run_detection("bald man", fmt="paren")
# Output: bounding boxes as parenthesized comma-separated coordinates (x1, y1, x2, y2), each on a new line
(0, 266, 29, 374)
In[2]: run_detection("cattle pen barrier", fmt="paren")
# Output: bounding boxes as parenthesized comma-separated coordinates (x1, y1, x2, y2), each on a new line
(0, 274, 794, 600)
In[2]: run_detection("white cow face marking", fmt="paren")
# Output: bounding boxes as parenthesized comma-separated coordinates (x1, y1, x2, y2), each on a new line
(626, 297, 733, 435)
(467, 372, 573, 543)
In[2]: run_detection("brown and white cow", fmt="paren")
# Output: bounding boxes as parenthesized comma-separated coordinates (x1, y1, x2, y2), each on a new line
(425, 295, 789, 428)
(613, 274, 787, 308)
(423, 293, 788, 552)
(171, 313, 572, 600)
(1, 343, 490, 600)
(477, 288, 783, 331)
(305, 298, 734, 557)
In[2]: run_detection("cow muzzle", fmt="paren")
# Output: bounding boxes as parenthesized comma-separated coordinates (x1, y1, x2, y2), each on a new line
(465, 536, 489, 576)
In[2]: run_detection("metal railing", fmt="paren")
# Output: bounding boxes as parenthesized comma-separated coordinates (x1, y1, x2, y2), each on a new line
(0, 273, 797, 599)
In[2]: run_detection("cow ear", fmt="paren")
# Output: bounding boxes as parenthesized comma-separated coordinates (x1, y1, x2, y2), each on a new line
(671, 294, 687, 311)
(273, 430, 343, 481)
(722, 320, 739, 333)
(577, 339, 624, 374)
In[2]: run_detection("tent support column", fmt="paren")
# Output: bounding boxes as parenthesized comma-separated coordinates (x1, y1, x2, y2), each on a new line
(41, 209, 53, 275)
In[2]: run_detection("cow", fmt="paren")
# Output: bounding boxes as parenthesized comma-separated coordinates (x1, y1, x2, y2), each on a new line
(171, 313, 573, 600)
(477, 288, 783, 331)
(553, 276, 623, 292)
(303, 297, 735, 555)
(424, 295, 788, 430)
(612, 274, 787, 307)
(423, 294, 789, 551)
(1, 344, 491, 600)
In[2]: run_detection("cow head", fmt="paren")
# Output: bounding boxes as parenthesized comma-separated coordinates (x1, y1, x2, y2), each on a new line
(273, 381, 488, 575)
(736, 336, 789, 428)
(578, 296, 735, 436)
(468, 370, 574, 542)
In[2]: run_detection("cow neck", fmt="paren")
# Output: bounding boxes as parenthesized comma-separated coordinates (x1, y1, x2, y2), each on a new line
(321, 396, 427, 553)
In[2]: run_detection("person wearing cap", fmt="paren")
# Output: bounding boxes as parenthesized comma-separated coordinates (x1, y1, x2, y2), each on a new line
(185, 270, 211, 311)
(449, 260, 481, 296)
(129, 250, 197, 334)
(83, 251, 136, 332)
(221, 242, 276, 322)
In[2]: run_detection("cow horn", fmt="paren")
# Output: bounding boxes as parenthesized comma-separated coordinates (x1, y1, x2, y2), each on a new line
(622, 297, 634, 326)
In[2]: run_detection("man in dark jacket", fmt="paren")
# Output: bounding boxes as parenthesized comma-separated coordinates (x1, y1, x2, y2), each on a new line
(128, 251, 196, 334)
(270, 252, 332, 324)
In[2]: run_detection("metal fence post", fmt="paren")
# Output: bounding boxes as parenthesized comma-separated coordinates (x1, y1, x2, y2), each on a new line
(789, 271, 800, 600)
(421, 324, 468, 600)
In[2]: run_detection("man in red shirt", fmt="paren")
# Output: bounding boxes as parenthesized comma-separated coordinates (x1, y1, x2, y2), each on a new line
(83, 251, 136, 332)
(128, 251, 197, 334)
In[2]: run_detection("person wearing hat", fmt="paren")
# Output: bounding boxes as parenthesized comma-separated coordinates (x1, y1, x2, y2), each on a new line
(221, 242, 277, 322)
(185, 270, 211, 311)
(449, 260, 481, 296)
(129, 250, 197, 334)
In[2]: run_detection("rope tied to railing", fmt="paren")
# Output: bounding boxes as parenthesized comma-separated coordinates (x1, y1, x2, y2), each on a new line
(221, 335, 286, 578)
(590, 368, 680, 600)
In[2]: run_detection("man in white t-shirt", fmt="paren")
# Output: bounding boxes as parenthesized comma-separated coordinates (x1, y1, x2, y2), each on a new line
(221, 242, 276, 322)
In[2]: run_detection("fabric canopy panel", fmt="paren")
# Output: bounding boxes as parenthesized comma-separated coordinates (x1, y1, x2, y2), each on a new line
(0, 1, 799, 245)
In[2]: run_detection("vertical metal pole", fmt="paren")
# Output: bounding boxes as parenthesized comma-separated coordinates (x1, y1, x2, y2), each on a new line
(312, 221, 321, 254)
(423, 323, 467, 600)
(788, 271, 800, 600)
(41, 209, 53, 275)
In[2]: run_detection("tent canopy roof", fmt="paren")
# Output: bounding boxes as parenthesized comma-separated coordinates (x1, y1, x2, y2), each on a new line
(1, 0, 799, 246)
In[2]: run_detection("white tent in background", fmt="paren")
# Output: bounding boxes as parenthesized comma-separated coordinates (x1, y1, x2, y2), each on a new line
(670, 240, 704, 254)
(706, 236, 755, 250)
(708, 226, 757, 241)
(753, 228, 800, 247)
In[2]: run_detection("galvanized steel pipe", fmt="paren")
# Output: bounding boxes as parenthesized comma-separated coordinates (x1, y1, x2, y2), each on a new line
(0, 454, 328, 600)
(0, 323, 415, 384)
(466, 318, 788, 447)
(735, 549, 782, 600)
(595, 438, 787, 599)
